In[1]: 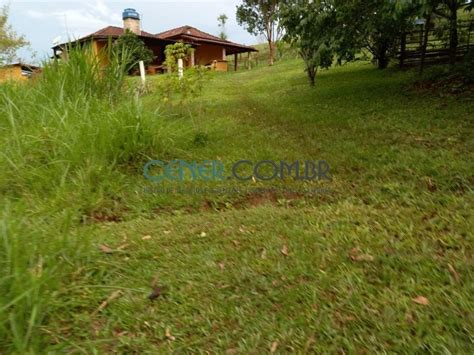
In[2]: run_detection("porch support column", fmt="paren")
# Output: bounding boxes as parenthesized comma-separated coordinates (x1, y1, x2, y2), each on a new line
(234, 53, 238, 71)
(247, 51, 251, 70)
(222, 48, 227, 60)
(190, 50, 195, 67)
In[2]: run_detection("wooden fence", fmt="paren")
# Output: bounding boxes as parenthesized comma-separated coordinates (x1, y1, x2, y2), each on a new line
(399, 20, 474, 67)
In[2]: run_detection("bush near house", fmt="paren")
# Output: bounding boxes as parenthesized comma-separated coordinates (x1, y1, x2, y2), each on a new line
(113, 29, 154, 73)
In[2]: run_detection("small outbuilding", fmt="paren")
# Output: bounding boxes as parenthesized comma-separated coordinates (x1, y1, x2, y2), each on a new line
(0, 63, 41, 83)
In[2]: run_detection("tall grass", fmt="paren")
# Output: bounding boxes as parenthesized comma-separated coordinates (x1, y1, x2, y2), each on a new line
(0, 45, 177, 204)
(0, 45, 181, 352)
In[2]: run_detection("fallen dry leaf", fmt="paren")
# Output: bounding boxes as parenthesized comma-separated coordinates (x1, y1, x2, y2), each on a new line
(270, 341, 279, 353)
(114, 330, 128, 337)
(405, 312, 415, 324)
(148, 275, 166, 301)
(99, 244, 114, 254)
(349, 247, 360, 256)
(148, 287, 163, 301)
(281, 245, 289, 256)
(261, 249, 267, 259)
(151, 275, 159, 288)
(94, 290, 122, 314)
(142, 235, 152, 240)
(200, 232, 207, 237)
(349, 247, 374, 262)
(426, 177, 437, 192)
(165, 327, 176, 341)
(117, 243, 129, 251)
(448, 263, 460, 282)
(412, 296, 430, 305)
(164, 230, 171, 235)
(218, 262, 225, 271)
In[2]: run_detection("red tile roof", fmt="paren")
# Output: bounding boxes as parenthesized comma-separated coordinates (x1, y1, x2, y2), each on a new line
(53, 25, 256, 54)
(156, 25, 257, 53)
(156, 25, 224, 42)
(53, 26, 167, 49)
(84, 25, 158, 39)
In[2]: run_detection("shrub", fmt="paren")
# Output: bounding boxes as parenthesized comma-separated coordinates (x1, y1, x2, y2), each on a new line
(113, 30, 154, 73)
(164, 42, 194, 73)
(155, 66, 210, 104)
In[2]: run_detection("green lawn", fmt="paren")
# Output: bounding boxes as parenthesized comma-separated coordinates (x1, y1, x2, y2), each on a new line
(1, 58, 473, 352)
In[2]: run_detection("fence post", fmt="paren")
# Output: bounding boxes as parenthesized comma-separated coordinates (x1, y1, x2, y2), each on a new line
(468, 21, 472, 48)
(139, 60, 146, 85)
(178, 58, 184, 80)
(400, 32, 406, 68)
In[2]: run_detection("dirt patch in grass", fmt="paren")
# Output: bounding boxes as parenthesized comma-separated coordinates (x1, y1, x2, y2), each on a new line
(413, 75, 474, 96)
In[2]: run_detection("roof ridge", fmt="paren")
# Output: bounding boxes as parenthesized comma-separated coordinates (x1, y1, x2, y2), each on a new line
(156, 25, 235, 44)
(190, 26, 232, 42)
(155, 25, 187, 37)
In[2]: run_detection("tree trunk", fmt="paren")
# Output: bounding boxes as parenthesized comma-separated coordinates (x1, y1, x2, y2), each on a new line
(419, 15, 431, 75)
(268, 39, 274, 66)
(307, 65, 317, 86)
(377, 53, 389, 69)
(375, 41, 389, 69)
(448, 3, 458, 67)
(400, 31, 407, 68)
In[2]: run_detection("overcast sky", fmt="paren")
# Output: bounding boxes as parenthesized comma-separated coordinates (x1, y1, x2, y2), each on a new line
(3, 0, 260, 63)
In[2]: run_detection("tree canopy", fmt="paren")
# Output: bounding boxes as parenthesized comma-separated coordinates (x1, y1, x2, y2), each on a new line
(279, 0, 473, 86)
(0, 6, 28, 65)
(217, 14, 229, 40)
(236, 0, 283, 65)
(333, 0, 418, 69)
(280, 0, 336, 86)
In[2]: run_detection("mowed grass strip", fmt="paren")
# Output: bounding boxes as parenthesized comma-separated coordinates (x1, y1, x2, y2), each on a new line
(50, 200, 472, 353)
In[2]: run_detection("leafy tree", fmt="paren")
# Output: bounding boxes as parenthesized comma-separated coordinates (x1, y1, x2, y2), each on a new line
(397, 0, 473, 67)
(113, 29, 154, 72)
(334, 0, 417, 69)
(0, 6, 28, 65)
(236, 0, 283, 65)
(217, 14, 229, 40)
(280, 0, 336, 86)
(429, 0, 472, 66)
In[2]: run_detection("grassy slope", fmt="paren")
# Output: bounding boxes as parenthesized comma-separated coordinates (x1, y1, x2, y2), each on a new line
(45, 60, 473, 353)
(3, 59, 473, 352)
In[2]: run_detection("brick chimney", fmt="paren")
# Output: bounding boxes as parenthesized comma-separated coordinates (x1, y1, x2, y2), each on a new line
(122, 8, 141, 35)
